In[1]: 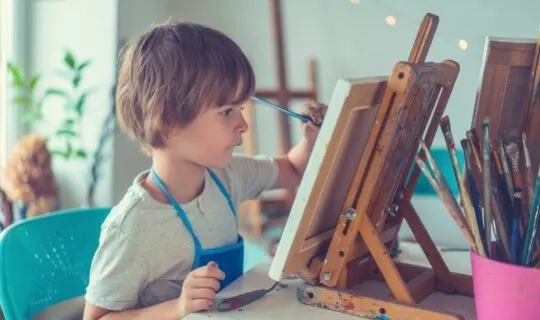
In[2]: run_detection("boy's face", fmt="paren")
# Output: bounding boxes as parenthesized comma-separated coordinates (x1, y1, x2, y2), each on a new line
(164, 103, 248, 168)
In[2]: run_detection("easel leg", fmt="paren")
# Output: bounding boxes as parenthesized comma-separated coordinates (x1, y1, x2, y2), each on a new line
(400, 200, 456, 293)
(357, 216, 414, 303)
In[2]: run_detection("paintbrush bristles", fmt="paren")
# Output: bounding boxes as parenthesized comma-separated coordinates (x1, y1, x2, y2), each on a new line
(461, 139, 470, 170)
(482, 117, 489, 128)
(493, 149, 503, 175)
(440, 116, 452, 140)
(523, 133, 531, 168)
(504, 142, 521, 172)
(500, 142, 514, 198)
(466, 130, 483, 174)
(522, 132, 534, 208)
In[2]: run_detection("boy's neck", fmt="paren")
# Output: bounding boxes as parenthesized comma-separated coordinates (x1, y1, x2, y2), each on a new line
(144, 154, 206, 205)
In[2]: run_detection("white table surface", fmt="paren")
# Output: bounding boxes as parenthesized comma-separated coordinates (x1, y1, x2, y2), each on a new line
(186, 241, 477, 319)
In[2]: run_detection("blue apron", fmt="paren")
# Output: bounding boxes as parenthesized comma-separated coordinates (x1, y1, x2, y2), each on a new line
(150, 168, 244, 291)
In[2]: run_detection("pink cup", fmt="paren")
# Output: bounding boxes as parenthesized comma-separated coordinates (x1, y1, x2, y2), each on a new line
(471, 250, 540, 320)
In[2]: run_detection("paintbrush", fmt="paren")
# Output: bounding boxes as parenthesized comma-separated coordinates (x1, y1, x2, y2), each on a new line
(416, 140, 479, 253)
(462, 139, 488, 252)
(440, 117, 484, 253)
(251, 96, 320, 126)
(522, 132, 534, 211)
(463, 132, 512, 260)
(439, 117, 463, 197)
(466, 130, 483, 176)
(503, 130, 525, 229)
(216, 282, 279, 311)
(500, 141, 514, 203)
(487, 143, 513, 261)
(522, 166, 540, 265)
(482, 118, 493, 257)
(466, 129, 484, 207)
(493, 147, 513, 219)
(493, 146, 513, 226)
(503, 129, 524, 264)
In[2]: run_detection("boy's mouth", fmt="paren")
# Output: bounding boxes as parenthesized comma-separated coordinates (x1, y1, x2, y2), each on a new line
(227, 140, 242, 150)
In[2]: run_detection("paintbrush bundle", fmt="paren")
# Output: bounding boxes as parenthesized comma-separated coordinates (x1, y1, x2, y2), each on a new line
(416, 115, 540, 267)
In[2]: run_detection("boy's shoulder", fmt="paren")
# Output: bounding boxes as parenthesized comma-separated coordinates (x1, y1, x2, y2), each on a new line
(101, 171, 173, 237)
(222, 153, 277, 175)
(212, 153, 278, 204)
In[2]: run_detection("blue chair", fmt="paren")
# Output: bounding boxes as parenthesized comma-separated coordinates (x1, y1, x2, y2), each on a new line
(0, 207, 111, 320)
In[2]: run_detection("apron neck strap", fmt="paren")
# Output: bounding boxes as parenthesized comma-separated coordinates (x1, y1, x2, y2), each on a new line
(206, 169, 237, 218)
(149, 167, 239, 249)
(150, 168, 202, 252)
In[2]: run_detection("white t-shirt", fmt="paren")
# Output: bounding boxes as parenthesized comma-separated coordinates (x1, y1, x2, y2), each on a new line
(84, 154, 278, 310)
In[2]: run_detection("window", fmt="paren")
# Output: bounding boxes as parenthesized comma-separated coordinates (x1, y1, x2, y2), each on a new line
(0, 0, 19, 165)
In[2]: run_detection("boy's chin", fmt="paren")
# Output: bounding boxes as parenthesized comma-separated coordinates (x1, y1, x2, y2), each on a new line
(204, 153, 233, 169)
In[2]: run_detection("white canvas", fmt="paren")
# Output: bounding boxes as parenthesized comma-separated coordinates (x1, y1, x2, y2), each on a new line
(268, 76, 387, 281)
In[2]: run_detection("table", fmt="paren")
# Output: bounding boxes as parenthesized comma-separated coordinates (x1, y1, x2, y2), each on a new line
(186, 241, 477, 319)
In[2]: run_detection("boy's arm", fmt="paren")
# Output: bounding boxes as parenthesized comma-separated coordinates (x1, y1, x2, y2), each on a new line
(84, 300, 180, 320)
(270, 101, 326, 190)
(84, 262, 224, 320)
(271, 138, 313, 190)
(84, 222, 155, 318)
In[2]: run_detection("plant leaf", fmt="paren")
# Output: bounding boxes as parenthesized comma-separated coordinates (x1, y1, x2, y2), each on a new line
(73, 74, 81, 88)
(56, 128, 77, 137)
(29, 75, 40, 90)
(7, 62, 26, 88)
(77, 60, 91, 71)
(75, 149, 87, 158)
(64, 141, 74, 159)
(64, 118, 76, 126)
(12, 95, 32, 107)
(64, 51, 76, 69)
(74, 93, 88, 116)
(44, 88, 69, 97)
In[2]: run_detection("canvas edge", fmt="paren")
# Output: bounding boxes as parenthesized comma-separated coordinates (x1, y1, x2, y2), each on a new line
(267, 78, 354, 281)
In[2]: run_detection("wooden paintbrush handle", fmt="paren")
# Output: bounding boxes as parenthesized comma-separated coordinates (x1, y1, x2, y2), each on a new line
(414, 155, 477, 251)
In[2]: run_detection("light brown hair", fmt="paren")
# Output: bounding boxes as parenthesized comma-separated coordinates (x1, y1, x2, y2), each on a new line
(115, 20, 255, 151)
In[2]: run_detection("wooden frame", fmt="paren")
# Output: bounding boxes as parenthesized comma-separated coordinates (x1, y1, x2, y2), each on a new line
(471, 36, 540, 189)
(269, 14, 473, 320)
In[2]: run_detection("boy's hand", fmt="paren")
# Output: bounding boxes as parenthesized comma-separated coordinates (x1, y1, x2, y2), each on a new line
(177, 261, 225, 318)
(300, 101, 327, 147)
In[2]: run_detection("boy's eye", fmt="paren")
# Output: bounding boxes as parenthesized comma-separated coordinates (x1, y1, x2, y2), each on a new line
(220, 109, 233, 116)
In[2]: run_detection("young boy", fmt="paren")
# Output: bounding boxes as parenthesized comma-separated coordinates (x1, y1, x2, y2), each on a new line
(83, 20, 327, 320)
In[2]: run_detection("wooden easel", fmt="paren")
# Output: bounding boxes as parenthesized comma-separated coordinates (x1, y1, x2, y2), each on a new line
(289, 14, 473, 319)
(240, 0, 319, 237)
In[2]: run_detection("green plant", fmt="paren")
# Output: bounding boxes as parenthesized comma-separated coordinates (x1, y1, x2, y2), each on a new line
(6, 62, 43, 122)
(7, 50, 92, 160)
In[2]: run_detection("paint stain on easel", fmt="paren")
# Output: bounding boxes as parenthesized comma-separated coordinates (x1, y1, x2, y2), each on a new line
(337, 299, 354, 311)
(334, 291, 355, 312)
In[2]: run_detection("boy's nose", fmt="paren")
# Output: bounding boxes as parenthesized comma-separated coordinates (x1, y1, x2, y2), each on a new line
(238, 114, 249, 133)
